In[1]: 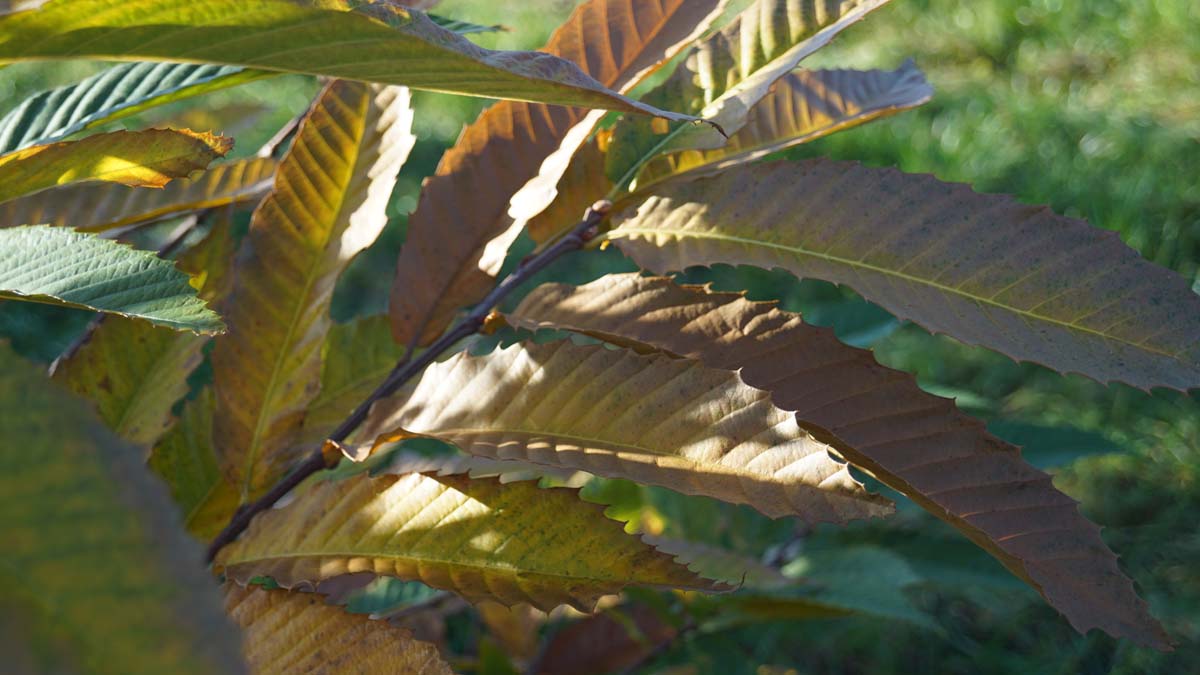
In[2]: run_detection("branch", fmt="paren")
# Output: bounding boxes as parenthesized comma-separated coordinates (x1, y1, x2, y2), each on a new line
(205, 200, 612, 562)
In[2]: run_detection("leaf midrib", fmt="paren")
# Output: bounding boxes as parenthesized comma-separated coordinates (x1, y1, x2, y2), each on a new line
(606, 227, 1184, 361)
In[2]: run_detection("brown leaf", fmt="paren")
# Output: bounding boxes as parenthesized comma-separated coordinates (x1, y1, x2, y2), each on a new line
(388, 0, 726, 346)
(535, 604, 677, 675)
(510, 273, 1171, 649)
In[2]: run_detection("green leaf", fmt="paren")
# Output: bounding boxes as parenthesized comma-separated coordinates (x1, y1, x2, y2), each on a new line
(0, 128, 232, 202)
(606, 160, 1200, 391)
(0, 156, 275, 232)
(604, 0, 894, 189)
(0, 225, 224, 333)
(361, 340, 891, 523)
(211, 81, 414, 501)
(0, 62, 266, 154)
(0, 0, 698, 120)
(0, 343, 244, 674)
(427, 12, 505, 35)
(215, 471, 716, 611)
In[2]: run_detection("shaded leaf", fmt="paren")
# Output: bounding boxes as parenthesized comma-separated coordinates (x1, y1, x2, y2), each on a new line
(605, 160, 1200, 391)
(526, 134, 613, 243)
(224, 583, 451, 675)
(149, 389, 242, 540)
(389, 0, 725, 346)
(640, 61, 933, 183)
(215, 471, 715, 611)
(0, 62, 264, 154)
(0, 128, 231, 202)
(509, 273, 1170, 648)
(0, 0, 698, 119)
(605, 0, 894, 189)
(0, 225, 223, 333)
(427, 12, 505, 35)
(211, 81, 414, 501)
(643, 536, 790, 589)
(362, 340, 890, 523)
(0, 343, 244, 674)
(0, 156, 275, 231)
(53, 317, 204, 446)
(535, 604, 677, 675)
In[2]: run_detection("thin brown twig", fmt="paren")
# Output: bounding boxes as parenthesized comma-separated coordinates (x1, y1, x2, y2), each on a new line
(204, 201, 612, 563)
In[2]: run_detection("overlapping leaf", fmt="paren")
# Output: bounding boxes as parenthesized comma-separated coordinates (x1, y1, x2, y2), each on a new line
(0, 225, 223, 333)
(0, 62, 263, 154)
(215, 471, 714, 611)
(605, 160, 1200, 391)
(0, 0, 699, 118)
(0, 344, 244, 674)
(0, 128, 231, 202)
(361, 340, 890, 522)
(211, 81, 415, 501)
(389, 0, 725, 346)
(639, 61, 933, 183)
(605, 0, 893, 189)
(510, 273, 1171, 648)
(0, 157, 274, 231)
(224, 583, 450, 675)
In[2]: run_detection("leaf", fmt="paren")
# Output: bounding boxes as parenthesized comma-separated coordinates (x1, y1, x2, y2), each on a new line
(508, 273, 1171, 648)
(0, 225, 224, 333)
(605, 160, 1200, 391)
(0, 0, 698, 120)
(526, 134, 613, 243)
(639, 61, 933, 183)
(224, 583, 452, 675)
(149, 389, 242, 540)
(534, 604, 678, 675)
(53, 318, 204, 446)
(211, 81, 414, 501)
(215, 471, 715, 611)
(0, 156, 275, 232)
(0, 128, 231, 202)
(299, 315, 408, 444)
(604, 0, 894, 189)
(642, 536, 790, 589)
(427, 12, 505, 35)
(361, 340, 890, 523)
(0, 343, 244, 674)
(0, 62, 265, 154)
(389, 0, 726, 346)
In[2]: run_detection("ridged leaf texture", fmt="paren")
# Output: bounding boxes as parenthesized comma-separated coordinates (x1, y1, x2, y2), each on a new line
(0, 62, 263, 154)
(605, 0, 893, 189)
(211, 81, 415, 501)
(149, 389, 242, 540)
(0, 128, 231, 202)
(509, 273, 1170, 648)
(0, 225, 224, 333)
(215, 471, 714, 611)
(224, 583, 452, 675)
(0, 156, 275, 231)
(0, 344, 244, 674)
(606, 160, 1200, 391)
(0, 0, 698, 120)
(361, 340, 891, 523)
(640, 61, 933, 182)
(389, 0, 725, 346)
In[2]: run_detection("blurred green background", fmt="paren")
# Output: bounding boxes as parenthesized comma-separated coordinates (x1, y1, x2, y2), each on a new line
(1, 0, 1197, 672)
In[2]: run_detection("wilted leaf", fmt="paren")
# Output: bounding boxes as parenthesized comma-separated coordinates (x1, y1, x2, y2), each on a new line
(215, 471, 715, 611)
(149, 389, 242, 540)
(0, 0, 698, 119)
(0, 128, 231, 202)
(361, 340, 890, 523)
(0, 225, 223, 333)
(0, 157, 275, 231)
(0, 62, 264, 154)
(224, 583, 451, 675)
(639, 61, 933, 183)
(389, 0, 725, 346)
(211, 81, 414, 501)
(53, 317, 204, 446)
(605, 0, 893, 189)
(605, 160, 1200, 391)
(510, 274, 1171, 648)
(0, 344, 244, 674)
